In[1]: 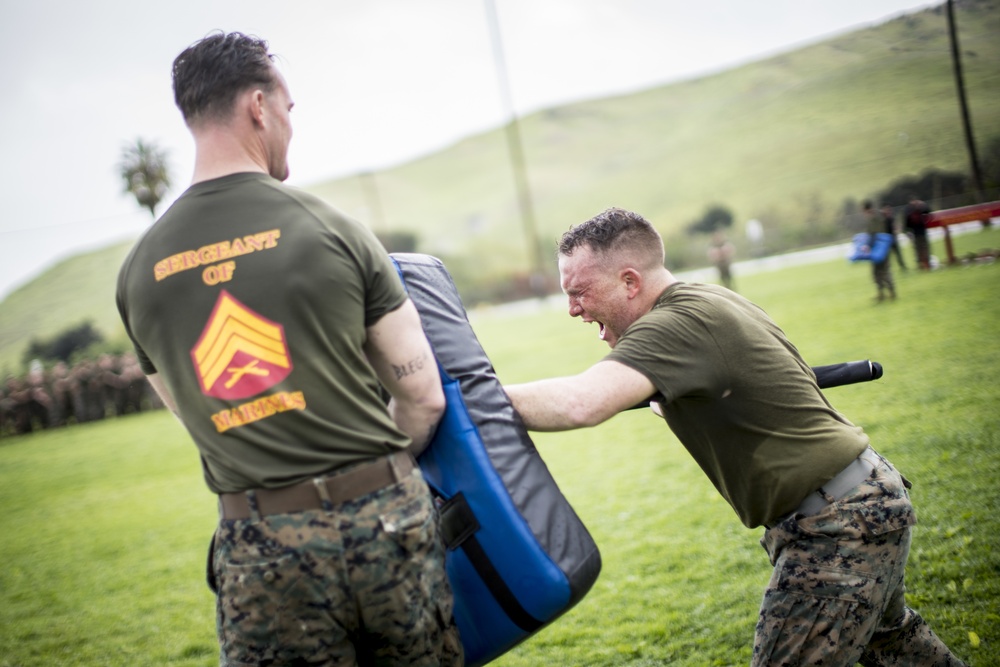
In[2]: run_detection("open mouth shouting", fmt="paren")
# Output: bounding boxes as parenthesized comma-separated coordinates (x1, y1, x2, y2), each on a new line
(584, 317, 610, 344)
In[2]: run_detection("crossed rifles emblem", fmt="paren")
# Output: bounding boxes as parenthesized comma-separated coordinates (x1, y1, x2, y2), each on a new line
(224, 359, 270, 389)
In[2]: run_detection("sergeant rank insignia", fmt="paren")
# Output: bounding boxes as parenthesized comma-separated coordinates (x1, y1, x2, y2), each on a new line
(191, 290, 292, 400)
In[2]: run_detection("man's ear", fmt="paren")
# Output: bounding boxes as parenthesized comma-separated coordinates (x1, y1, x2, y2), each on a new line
(248, 89, 267, 128)
(621, 267, 642, 298)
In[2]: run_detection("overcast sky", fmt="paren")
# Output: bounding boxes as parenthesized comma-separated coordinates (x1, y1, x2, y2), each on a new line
(0, 0, 940, 300)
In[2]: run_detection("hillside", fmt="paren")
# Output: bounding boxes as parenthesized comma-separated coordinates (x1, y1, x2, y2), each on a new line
(305, 0, 1000, 284)
(2, 0, 998, 373)
(0, 241, 135, 374)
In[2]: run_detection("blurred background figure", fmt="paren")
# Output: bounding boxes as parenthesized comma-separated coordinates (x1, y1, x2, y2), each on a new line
(903, 194, 932, 270)
(0, 354, 162, 438)
(863, 201, 896, 303)
(745, 218, 765, 258)
(708, 230, 736, 291)
(881, 204, 907, 271)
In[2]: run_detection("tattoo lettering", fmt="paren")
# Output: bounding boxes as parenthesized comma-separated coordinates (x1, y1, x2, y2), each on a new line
(392, 352, 428, 380)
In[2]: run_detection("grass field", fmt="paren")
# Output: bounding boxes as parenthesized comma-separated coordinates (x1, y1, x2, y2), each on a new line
(1, 228, 998, 666)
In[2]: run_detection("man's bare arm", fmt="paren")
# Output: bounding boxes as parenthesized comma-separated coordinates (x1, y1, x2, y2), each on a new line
(504, 360, 656, 431)
(364, 299, 445, 455)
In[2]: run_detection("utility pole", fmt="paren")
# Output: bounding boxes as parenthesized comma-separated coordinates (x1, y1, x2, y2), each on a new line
(483, 0, 547, 295)
(946, 0, 987, 216)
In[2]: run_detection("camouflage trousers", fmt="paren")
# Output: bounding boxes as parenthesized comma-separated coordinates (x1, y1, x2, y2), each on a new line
(872, 261, 895, 298)
(754, 449, 966, 667)
(211, 467, 463, 667)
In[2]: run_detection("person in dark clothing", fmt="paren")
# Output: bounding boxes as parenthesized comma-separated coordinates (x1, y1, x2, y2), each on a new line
(881, 204, 907, 271)
(863, 201, 896, 302)
(903, 195, 932, 270)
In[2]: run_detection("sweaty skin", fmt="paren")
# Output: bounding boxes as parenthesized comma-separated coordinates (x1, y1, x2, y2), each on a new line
(504, 243, 674, 430)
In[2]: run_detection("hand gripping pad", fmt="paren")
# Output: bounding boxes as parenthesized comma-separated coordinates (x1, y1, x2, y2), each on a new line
(391, 253, 601, 666)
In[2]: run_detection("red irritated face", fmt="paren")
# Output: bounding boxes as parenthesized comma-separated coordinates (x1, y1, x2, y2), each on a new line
(558, 244, 637, 349)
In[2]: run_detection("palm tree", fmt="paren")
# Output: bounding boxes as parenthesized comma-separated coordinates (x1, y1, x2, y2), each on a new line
(118, 138, 171, 218)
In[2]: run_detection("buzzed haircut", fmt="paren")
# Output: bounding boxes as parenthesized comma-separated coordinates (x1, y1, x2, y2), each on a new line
(558, 207, 665, 268)
(172, 31, 276, 124)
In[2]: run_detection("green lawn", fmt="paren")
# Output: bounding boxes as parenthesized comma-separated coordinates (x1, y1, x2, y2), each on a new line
(1, 228, 997, 666)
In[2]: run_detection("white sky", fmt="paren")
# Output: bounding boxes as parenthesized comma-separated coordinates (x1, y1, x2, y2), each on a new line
(0, 0, 939, 301)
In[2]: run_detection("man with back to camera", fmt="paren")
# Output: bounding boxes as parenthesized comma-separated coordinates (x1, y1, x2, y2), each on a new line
(503, 207, 965, 666)
(116, 32, 462, 666)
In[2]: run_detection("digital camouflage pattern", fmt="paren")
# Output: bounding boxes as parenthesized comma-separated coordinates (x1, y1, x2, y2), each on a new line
(754, 451, 966, 667)
(211, 469, 463, 666)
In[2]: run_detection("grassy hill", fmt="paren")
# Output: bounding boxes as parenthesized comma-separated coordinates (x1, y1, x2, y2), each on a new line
(2, 0, 998, 373)
(305, 0, 1000, 284)
(0, 241, 135, 375)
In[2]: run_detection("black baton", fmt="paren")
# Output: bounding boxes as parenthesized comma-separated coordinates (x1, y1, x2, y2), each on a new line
(630, 359, 884, 410)
(813, 359, 883, 389)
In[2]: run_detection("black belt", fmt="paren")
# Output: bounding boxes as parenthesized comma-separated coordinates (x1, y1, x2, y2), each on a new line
(218, 450, 415, 520)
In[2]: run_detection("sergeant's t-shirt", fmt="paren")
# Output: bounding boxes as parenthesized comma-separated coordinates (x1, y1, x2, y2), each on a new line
(116, 172, 411, 493)
(606, 282, 869, 527)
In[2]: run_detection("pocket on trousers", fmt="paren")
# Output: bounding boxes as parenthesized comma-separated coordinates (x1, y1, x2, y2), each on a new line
(379, 493, 435, 556)
(856, 496, 916, 536)
(218, 551, 299, 631)
(775, 561, 876, 603)
(755, 561, 876, 666)
(217, 549, 328, 659)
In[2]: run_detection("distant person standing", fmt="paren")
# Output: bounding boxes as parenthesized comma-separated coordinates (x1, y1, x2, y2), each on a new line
(903, 195, 932, 270)
(116, 32, 461, 665)
(707, 230, 736, 290)
(863, 201, 896, 302)
(745, 218, 765, 257)
(881, 204, 907, 271)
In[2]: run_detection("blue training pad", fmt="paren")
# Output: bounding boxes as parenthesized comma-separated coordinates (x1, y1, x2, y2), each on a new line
(391, 253, 601, 667)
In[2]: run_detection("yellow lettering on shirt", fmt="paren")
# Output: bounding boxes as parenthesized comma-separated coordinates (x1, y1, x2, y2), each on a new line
(153, 229, 282, 281)
(210, 390, 307, 433)
(202, 261, 236, 286)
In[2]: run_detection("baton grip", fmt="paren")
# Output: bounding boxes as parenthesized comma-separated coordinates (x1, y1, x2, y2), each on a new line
(813, 360, 883, 389)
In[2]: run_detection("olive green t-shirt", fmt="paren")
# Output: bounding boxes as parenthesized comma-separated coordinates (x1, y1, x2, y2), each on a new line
(606, 282, 869, 528)
(116, 173, 411, 493)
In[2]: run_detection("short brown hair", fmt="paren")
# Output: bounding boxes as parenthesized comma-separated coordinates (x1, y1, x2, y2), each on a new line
(172, 31, 276, 124)
(558, 207, 664, 268)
